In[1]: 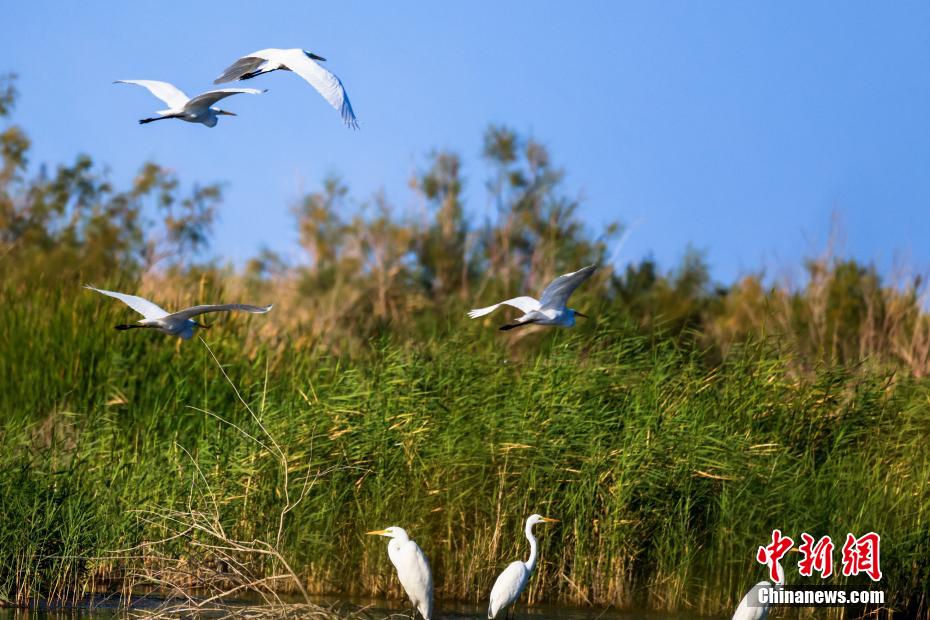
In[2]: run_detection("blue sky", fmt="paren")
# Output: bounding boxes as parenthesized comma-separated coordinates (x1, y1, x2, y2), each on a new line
(5, 1, 930, 284)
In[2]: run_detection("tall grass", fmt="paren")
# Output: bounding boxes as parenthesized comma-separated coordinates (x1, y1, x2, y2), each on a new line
(1, 284, 928, 618)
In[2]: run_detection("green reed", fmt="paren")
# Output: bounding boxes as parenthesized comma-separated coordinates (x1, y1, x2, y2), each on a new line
(0, 284, 928, 618)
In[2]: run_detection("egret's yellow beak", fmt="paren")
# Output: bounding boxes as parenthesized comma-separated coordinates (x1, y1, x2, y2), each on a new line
(219, 110, 237, 116)
(366, 529, 390, 536)
(540, 517, 560, 523)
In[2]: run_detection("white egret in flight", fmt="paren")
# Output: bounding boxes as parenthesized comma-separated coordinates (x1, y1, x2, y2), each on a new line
(85, 286, 272, 340)
(214, 48, 358, 128)
(468, 265, 596, 330)
(487, 514, 559, 619)
(114, 80, 264, 127)
(366, 527, 433, 620)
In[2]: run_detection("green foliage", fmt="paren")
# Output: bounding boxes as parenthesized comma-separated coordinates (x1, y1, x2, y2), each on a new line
(3, 72, 930, 619)
(0, 76, 221, 289)
(0, 288, 928, 617)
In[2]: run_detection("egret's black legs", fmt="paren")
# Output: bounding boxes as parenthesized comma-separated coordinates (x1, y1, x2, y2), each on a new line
(499, 319, 539, 331)
(239, 68, 277, 80)
(139, 114, 183, 125)
(114, 324, 156, 331)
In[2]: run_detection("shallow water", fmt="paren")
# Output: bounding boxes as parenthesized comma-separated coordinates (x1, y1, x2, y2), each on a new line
(0, 596, 714, 620)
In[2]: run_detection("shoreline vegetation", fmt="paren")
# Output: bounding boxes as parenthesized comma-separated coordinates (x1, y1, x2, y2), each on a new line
(1, 73, 929, 618)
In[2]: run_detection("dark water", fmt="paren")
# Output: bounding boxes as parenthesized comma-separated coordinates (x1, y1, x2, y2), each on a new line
(0, 597, 713, 620)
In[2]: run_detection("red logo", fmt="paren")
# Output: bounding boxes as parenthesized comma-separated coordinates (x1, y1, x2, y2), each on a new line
(841, 532, 882, 581)
(798, 533, 834, 578)
(756, 530, 882, 582)
(756, 529, 794, 583)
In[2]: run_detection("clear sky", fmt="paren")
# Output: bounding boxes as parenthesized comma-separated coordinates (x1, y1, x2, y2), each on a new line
(5, 1, 930, 284)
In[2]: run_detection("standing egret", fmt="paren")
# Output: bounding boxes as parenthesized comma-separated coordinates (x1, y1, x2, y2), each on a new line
(114, 80, 264, 127)
(487, 515, 559, 619)
(213, 48, 358, 128)
(468, 265, 596, 331)
(732, 553, 796, 620)
(366, 527, 433, 620)
(85, 286, 272, 340)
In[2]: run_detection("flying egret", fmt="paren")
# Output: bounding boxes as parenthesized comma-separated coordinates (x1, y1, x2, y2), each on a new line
(732, 552, 797, 620)
(487, 514, 559, 619)
(85, 285, 272, 340)
(468, 265, 596, 331)
(366, 527, 433, 620)
(213, 48, 358, 128)
(114, 80, 264, 127)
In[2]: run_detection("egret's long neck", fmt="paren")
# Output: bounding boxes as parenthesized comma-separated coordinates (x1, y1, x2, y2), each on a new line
(524, 521, 538, 572)
(774, 559, 785, 586)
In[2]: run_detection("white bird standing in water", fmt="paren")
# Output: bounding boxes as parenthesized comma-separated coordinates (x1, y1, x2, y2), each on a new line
(366, 527, 433, 620)
(85, 286, 272, 340)
(114, 80, 264, 127)
(732, 554, 795, 620)
(468, 265, 596, 331)
(487, 515, 559, 619)
(214, 48, 358, 128)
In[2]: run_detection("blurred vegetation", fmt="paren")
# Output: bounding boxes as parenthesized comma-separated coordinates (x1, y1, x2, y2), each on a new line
(1, 73, 929, 618)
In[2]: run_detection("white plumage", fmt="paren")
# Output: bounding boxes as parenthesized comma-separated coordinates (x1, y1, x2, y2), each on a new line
(85, 285, 272, 340)
(468, 265, 596, 330)
(114, 80, 263, 127)
(487, 514, 558, 619)
(214, 48, 358, 128)
(731, 559, 785, 620)
(367, 527, 433, 620)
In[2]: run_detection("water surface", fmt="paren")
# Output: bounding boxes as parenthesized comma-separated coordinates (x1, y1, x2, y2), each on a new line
(0, 597, 716, 620)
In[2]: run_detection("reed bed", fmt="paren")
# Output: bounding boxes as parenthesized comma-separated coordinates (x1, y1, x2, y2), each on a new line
(1, 285, 928, 619)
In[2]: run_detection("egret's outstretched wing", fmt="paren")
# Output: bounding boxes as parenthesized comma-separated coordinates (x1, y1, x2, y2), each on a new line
(167, 303, 273, 322)
(84, 285, 170, 320)
(214, 48, 358, 127)
(467, 296, 540, 319)
(185, 88, 264, 111)
(279, 49, 358, 128)
(114, 80, 189, 109)
(213, 55, 267, 84)
(538, 265, 597, 309)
